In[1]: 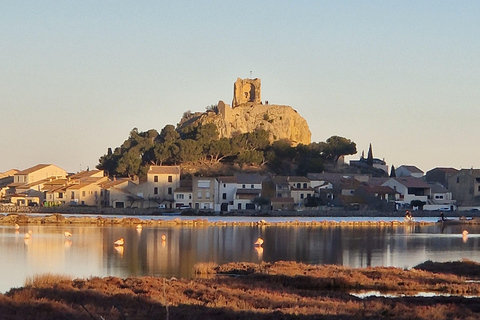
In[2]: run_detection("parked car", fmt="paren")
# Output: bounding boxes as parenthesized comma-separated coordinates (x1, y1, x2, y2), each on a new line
(179, 205, 190, 210)
(28, 202, 39, 207)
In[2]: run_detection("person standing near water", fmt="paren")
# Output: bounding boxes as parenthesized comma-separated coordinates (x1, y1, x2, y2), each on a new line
(441, 211, 445, 222)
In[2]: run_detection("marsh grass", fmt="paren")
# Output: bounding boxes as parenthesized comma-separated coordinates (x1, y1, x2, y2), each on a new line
(193, 262, 218, 275)
(24, 273, 73, 288)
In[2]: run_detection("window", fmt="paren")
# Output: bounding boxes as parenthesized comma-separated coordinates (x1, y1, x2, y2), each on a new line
(238, 203, 242, 210)
(303, 183, 307, 188)
(223, 193, 227, 200)
(223, 184, 226, 187)
(300, 194, 304, 199)
(71, 191, 74, 200)
(58, 193, 63, 199)
(242, 184, 246, 188)
(478, 186, 480, 192)
(177, 194, 184, 200)
(154, 176, 158, 182)
(168, 176, 172, 182)
(198, 180, 210, 188)
(206, 191, 210, 199)
(457, 177, 459, 183)
(82, 191, 86, 197)
(189, 194, 192, 199)
(198, 191, 202, 199)
(251, 184, 254, 188)
(297, 183, 301, 188)
(154, 187, 158, 195)
(168, 187, 172, 195)
(100, 190, 103, 197)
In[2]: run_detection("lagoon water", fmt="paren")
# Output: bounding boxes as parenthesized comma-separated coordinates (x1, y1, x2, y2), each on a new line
(0, 215, 479, 293)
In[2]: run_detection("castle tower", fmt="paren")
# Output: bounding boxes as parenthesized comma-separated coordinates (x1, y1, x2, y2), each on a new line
(232, 78, 261, 108)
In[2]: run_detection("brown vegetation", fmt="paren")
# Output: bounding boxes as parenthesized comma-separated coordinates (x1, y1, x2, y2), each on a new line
(1, 261, 480, 319)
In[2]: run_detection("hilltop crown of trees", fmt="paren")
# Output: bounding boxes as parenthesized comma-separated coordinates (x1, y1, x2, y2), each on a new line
(97, 118, 357, 178)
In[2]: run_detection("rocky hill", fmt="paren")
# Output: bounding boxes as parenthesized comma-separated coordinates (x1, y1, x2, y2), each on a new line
(178, 102, 311, 146)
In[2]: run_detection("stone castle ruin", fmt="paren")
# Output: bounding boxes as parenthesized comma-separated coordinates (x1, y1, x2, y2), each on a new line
(232, 78, 261, 107)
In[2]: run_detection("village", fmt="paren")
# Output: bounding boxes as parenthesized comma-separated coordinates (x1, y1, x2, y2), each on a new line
(0, 161, 479, 214)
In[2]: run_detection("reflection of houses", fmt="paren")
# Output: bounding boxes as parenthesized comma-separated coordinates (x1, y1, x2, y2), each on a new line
(8, 164, 67, 205)
(382, 177, 430, 206)
(128, 166, 181, 208)
(447, 169, 480, 206)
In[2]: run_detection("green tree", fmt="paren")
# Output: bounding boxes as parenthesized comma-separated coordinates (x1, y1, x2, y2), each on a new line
(322, 136, 357, 166)
(207, 137, 232, 163)
(177, 139, 203, 163)
(116, 149, 142, 178)
(236, 150, 264, 166)
(157, 125, 180, 143)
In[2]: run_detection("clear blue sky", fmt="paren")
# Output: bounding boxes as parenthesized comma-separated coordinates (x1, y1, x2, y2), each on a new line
(1, 1, 479, 173)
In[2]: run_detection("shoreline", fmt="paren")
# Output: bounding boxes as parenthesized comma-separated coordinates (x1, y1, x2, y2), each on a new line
(0, 212, 443, 227)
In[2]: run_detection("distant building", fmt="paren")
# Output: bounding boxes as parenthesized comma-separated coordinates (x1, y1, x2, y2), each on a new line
(127, 165, 181, 208)
(7, 164, 67, 205)
(395, 165, 424, 178)
(192, 176, 216, 210)
(447, 169, 480, 206)
(425, 167, 458, 188)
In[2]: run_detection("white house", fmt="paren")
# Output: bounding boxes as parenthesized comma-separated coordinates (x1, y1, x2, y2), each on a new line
(382, 177, 430, 206)
(395, 165, 424, 178)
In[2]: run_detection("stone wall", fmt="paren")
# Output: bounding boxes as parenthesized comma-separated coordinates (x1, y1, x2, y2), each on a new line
(232, 78, 261, 107)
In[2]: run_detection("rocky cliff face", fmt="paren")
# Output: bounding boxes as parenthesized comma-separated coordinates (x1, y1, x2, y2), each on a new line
(178, 103, 311, 146)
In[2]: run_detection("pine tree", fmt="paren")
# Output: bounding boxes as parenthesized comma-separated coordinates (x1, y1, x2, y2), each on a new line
(390, 165, 396, 177)
(366, 144, 373, 166)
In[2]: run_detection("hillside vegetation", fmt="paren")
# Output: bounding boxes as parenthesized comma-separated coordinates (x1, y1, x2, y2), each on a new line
(96, 120, 358, 178)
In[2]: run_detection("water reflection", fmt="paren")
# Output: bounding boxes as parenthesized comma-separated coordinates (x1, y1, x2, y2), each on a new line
(0, 223, 479, 293)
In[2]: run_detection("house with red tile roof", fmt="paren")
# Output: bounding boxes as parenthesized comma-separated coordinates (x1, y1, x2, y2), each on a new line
(395, 165, 424, 178)
(382, 176, 430, 206)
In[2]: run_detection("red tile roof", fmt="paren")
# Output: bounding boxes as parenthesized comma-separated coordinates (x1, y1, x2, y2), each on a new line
(148, 166, 181, 175)
(15, 164, 51, 175)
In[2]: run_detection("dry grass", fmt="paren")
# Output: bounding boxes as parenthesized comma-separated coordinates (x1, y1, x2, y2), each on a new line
(1, 261, 480, 319)
(193, 262, 218, 275)
(24, 273, 73, 288)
